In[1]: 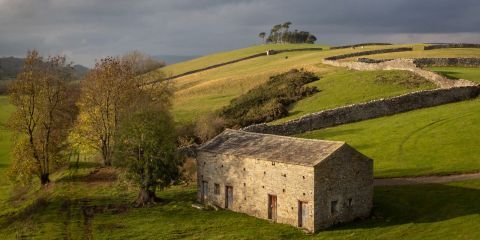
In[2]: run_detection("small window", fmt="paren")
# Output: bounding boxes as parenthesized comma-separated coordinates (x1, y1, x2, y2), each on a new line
(348, 198, 353, 207)
(214, 183, 220, 195)
(331, 201, 338, 214)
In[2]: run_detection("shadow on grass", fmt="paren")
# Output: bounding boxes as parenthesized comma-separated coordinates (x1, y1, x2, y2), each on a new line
(56, 164, 117, 183)
(326, 183, 480, 232)
(301, 127, 365, 138)
(433, 71, 460, 80)
(1, 193, 132, 239)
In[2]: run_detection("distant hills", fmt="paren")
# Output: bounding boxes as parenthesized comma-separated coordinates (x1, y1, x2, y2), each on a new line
(153, 55, 201, 65)
(0, 57, 89, 81)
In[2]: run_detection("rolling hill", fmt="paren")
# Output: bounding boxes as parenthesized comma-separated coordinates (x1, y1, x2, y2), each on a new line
(0, 56, 89, 81)
(2, 43, 480, 239)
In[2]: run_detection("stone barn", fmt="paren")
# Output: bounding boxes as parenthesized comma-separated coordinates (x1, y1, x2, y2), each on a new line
(196, 129, 373, 232)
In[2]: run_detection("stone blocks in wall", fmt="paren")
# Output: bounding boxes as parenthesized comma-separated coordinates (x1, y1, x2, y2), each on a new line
(243, 86, 480, 136)
(330, 43, 392, 50)
(413, 58, 480, 67)
(324, 47, 413, 61)
(424, 44, 480, 50)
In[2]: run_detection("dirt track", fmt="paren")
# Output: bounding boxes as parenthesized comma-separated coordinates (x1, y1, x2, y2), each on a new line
(374, 172, 480, 186)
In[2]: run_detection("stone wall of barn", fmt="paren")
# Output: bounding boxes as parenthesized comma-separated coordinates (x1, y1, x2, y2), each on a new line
(243, 86, 480, 136)
(313, 144, 373, 231)
(196, 151, 316, 231)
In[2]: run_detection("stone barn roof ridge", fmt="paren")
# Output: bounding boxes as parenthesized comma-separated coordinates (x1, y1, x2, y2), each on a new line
(198, 129, 346, 167)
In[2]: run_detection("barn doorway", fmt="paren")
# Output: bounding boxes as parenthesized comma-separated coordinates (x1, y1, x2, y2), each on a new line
(201, 181, 208, 202)
(268, 194, 277, 221)
(298, 201, 308, 228)
(225, 186, 233, 209)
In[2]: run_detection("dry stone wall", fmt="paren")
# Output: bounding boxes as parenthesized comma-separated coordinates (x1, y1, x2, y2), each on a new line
(324, 47, 412, 61)
(243, 86, 480, 136)
(425, 43, 480, 50)
(145, 47, 324, 85)
(323, 58, 476, 88)
(413, 58, 480, 67)
(358, 57, 480, 67)
(330, 43, 392, 50)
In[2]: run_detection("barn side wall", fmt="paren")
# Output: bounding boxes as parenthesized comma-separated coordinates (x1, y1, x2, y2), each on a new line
(313, 145, 373, 231)
(196, 151, 316, 231)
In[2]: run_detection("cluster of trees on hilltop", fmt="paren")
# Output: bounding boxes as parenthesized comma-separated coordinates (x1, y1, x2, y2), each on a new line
(258, 22, 317, 44)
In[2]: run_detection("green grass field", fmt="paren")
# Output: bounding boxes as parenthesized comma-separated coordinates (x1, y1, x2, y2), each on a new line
(273, 69, 435, 123)
(162, 43, 329, 77)
(0, 96, 14, 203)
(1, 164, 480, 240)
(299, 99, 480, 178)
(2, 44, 480, 239)
(167, 44, 480, 124)
(429, 67, 480, 83)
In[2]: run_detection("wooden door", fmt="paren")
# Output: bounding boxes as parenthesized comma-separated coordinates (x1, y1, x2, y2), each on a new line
(298, 201, 308, 228)
(225, 186, 233, 209)
(268, 195, 277, 221)
(201, 181, 208, 202)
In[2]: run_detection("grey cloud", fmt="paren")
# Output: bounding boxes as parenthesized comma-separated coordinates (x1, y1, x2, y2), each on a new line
(0, 0, 479, 66)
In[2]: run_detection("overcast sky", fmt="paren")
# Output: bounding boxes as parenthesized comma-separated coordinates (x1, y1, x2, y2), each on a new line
(1, 0, 479, 66)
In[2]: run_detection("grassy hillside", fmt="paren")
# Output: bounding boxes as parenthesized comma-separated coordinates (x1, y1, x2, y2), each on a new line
(2, 163, 480, 240)
(299, 99, 480, 178)
(170, 44, 423, 123)
(0, 96, 14, 203)
(166, 44, 480, 124)
(272, 69, 435, 124)
(2, 44, 480, 239)
(161, 44, 329, 76)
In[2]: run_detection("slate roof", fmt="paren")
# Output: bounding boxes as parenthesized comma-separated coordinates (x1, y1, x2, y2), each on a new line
(198, 129, 345, 167)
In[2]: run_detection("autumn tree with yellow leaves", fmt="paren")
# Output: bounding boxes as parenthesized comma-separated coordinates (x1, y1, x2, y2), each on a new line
(8, 50, 78, 185)
(74, 57, 141, 166)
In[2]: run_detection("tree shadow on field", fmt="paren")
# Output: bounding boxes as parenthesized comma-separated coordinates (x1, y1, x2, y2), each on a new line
(323, 183, 480, 231)
(2, 194, 131, 239)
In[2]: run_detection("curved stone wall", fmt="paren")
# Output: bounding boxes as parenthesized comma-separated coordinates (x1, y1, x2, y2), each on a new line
(243, 86, 480, 136)
(357, 57, 480, 67)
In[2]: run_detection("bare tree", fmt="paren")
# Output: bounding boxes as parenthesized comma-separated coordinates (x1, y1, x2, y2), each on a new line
(122, 50, 165, 75)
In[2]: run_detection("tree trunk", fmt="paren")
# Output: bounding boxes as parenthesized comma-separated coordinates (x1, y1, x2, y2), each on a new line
(40, 173, 50, 185)
(134, 188, 159, 207)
